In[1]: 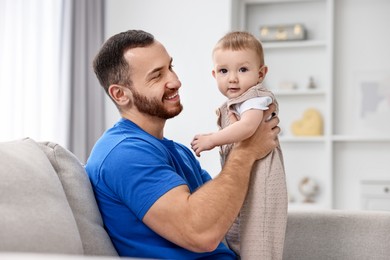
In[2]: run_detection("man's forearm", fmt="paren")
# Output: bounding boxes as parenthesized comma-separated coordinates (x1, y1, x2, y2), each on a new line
(185, 115, 276, 247)
(188, 147, 256, 247)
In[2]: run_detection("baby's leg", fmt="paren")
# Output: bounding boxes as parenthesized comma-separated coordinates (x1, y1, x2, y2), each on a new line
(240, 148, 288, 260)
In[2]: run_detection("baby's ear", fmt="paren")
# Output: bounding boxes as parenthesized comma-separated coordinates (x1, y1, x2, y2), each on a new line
(259, 65, 268, 80)
(212, 70, 216, 79)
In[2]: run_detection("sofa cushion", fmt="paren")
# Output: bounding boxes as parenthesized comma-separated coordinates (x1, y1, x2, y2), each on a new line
(0, 138, 83, 254)
(38, 141, 117, 256)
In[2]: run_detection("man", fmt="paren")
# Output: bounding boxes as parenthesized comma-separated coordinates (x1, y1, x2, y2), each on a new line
(86, 30, 280, 259)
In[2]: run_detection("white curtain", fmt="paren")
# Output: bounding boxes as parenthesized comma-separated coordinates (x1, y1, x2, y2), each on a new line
(0, 0, 66, 145)
(0, 0, 105, 163)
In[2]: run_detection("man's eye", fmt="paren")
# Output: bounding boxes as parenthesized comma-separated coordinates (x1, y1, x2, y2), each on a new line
(169, 64, 175, 71)
(152, 73, 161, 79)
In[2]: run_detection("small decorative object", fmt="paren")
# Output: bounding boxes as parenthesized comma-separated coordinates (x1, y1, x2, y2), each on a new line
(291, 108, 323, 136)
(279, 81, 297, 90)
(259, 24, 306, 42)
(299, 177, 319, 203)
(307, 76, 316, 89)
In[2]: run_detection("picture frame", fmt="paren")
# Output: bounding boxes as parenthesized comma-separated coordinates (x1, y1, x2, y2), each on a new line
(353, 70, 390, 136)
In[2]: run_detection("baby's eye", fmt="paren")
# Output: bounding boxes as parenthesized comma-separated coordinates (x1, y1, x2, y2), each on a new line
(169, 64, 175, 71)
(239, 67, 248, 73)
(219, 68, 228, 74)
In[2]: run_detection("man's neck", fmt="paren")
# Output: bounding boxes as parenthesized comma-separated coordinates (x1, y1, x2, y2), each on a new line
(121, 111, 165, 139)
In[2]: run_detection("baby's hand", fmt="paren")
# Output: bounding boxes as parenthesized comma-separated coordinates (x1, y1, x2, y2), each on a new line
(191, 134, 215, 157)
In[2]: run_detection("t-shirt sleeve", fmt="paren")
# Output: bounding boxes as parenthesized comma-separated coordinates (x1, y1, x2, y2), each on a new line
(201, 169, 212, 182)
(237, 96, 272, 115)
(175, 142, 213, 183)
(101, 139, 187, 220)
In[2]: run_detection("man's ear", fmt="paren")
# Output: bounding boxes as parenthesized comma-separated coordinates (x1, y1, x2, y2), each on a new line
(108, 84, 132, 106)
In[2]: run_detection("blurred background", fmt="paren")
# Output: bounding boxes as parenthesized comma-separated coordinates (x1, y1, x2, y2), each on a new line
(1, 0, 389, 211)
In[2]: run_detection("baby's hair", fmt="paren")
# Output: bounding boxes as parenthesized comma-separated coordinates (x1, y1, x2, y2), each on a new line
(213, 31, 265, 65)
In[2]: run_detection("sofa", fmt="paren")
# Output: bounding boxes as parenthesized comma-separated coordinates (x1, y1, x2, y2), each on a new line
(1, 138, 390, 260)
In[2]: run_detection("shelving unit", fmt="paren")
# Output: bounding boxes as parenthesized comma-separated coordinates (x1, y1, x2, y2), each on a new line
(233, 0, 334, 209)
(233, 0, 390, 211)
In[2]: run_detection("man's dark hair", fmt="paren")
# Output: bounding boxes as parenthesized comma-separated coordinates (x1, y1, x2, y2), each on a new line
(93, 30, 155, 94)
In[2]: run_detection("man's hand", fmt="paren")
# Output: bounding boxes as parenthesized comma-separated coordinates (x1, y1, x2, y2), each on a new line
(233, 103, 280, 162)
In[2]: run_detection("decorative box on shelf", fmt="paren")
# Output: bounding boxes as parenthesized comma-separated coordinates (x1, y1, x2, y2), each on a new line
(259, 24, 307, 42)
(361, 180, 390, 211)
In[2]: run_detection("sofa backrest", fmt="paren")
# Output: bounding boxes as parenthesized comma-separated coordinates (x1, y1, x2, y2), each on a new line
(283, 210, 390, 260)
(0, 138, 117, 256)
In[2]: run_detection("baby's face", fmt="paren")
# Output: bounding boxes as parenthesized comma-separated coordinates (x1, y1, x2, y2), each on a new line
(212, 48, 264, 99)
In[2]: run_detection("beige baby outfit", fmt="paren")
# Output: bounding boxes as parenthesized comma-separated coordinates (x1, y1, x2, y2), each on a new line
(217, 83, 288, 260)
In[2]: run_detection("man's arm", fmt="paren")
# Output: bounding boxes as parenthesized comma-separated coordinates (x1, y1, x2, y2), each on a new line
(143, 103, 280, 253)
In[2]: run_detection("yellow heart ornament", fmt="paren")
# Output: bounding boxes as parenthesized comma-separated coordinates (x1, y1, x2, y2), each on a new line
(291, 108, 323, 136)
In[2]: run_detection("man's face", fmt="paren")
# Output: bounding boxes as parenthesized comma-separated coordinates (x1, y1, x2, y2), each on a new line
(124, 41, 183, 119)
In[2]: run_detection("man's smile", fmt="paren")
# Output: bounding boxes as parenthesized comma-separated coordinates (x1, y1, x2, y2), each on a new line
(164, 92, 179, 100)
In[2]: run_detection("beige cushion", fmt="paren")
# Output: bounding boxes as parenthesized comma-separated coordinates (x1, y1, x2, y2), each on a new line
(38, 141, 117, 256)
(0, 138, 117, 256)
(0, 138, 83, 254)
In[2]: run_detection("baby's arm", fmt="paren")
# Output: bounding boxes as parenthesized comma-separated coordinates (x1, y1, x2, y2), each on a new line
(191, 109, 264, 157)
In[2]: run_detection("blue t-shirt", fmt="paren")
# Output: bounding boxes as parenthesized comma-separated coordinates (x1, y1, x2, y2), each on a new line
(85, 118, 236, 259)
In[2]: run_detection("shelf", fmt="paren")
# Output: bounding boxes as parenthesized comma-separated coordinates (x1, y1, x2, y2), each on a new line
(241, 0, 325, 5)
(332, 135, 390, 142)
(263, 40, 327, 49)
(273, 89, 326, 96)
(280, 136, 326, 142)
(281, 135, 390, 143)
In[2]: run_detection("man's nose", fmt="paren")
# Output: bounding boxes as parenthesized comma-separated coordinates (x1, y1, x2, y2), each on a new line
(166, 72, 181, 89)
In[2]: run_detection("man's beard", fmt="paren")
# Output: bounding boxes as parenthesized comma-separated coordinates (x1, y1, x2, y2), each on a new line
(131, 89, 183, 119)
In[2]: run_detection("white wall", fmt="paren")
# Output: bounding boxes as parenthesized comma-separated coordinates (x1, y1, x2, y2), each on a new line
(334, 0, 390, 136)
(104, 0, 234, 177)
(333, 0, 390, 209)
(104, 0, 390, 209)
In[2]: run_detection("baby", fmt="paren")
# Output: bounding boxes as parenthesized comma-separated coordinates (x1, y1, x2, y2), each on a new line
(191, 31, 287, 260)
